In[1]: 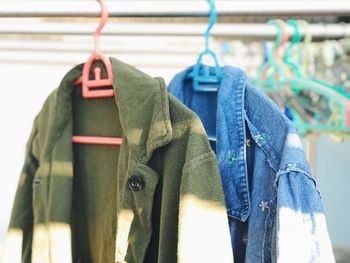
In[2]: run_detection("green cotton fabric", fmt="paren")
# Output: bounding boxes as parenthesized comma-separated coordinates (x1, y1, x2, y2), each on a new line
(3, 58, 233, 263)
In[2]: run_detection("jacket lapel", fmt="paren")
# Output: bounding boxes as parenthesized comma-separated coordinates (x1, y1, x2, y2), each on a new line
(110, 58, 172, 162)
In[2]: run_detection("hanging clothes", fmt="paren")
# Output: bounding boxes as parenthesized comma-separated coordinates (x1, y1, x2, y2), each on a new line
(168, 65, 335, 263)
(2, 58, 234, 263)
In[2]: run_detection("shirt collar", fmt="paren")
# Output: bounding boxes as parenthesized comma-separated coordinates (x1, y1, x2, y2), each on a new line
(55, 57, 172, 163)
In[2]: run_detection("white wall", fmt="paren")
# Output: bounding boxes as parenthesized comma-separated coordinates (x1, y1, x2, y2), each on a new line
(0, 63, 73, 239)
(315, 135, 350, 250)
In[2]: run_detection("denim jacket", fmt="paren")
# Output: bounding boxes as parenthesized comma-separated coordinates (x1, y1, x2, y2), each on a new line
(168, 66, 335, 263)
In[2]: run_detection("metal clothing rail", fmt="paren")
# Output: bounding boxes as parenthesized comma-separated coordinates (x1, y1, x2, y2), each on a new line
(1, 1, 350, 17)
(1, 22, 350, 40)
(0, 51, 196, 68)
(0, 39, 201, 54)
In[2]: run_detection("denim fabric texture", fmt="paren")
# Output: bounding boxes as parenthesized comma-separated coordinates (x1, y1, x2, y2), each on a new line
(168, 65, 335, 263)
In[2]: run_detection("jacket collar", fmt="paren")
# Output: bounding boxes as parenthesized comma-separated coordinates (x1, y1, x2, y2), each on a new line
(168, 65, 250, 221)
(55, 57, 172, 163)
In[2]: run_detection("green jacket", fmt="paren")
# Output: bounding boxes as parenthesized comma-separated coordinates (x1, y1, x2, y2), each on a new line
(3, 58, 233, 263)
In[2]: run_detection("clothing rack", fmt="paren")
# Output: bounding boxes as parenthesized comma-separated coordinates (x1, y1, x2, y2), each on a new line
(1, 22, 350, 40)
(1, 1, 350, 17)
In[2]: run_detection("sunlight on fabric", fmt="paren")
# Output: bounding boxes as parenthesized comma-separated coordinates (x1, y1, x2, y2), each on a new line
(125, 128, 143, 146)
(172, 117, 205, 140)
(286, 132, 303, 149)
(115, 209, 134, 261)
(32, 223, 72, 263)
(178, 194, 233, 263)
(2, 223, 72, 263)
(51, 161, 73, 178)
(278, 206, 335, 262)
(48, 223, 72, 263)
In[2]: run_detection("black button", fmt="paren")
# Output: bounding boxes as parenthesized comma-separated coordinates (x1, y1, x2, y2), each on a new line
(128, 175, 144, 191)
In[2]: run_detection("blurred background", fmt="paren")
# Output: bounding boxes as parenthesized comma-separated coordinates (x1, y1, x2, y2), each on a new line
(0, 0, 349, 262)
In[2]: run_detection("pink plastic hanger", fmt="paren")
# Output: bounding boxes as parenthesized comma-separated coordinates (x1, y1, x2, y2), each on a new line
(72, 0, 122, 146)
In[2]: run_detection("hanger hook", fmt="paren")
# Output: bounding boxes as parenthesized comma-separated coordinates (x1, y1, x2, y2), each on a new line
(94, 0, 109, 53)
(286, 19, 302, 45)
(205, 0, 217, 52)
(284, 19, 301, 63)
(298, 20, 313, 45)
(296, 20, 313, 75)
(268, 19, 288, 60)
(282, 19, 303, 77)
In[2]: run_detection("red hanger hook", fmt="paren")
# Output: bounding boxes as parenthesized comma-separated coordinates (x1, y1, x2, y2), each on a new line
(74, 0, 114, 99)
(72, 0, 121, 144)
(94, 0, 108, 53)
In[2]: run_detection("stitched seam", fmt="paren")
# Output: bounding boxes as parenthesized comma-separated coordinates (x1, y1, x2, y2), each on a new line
(227, 207, 250, 221)
(183, 151, 216, 174)
(274, 166, 319, 194)
(261, 195, 276, 262)
(262, 193, 277, 262)
(245, 114, 280, 173)
(236, 74, 251, 222)
(276, 166, 312, 178)
(218, 72, 251, 222)
(261, 212, 268, 262)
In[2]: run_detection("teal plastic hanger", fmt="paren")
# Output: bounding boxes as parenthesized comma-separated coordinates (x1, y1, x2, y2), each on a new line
(284, 78, 350, 133)
(256, 19, 289, 92)
(283, 19, 303, 77)
(288, 20, 350, 133)
(255, 19, 350, 134)
(187, 0, 222, 92)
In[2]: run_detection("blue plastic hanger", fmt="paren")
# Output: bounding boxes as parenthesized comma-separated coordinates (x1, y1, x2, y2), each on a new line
(187, 0, 222, 92)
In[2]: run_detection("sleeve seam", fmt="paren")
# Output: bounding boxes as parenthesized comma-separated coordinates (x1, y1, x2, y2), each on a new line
(275, 166, 313, 181)
(274, 167, 320, 196)
(183, 151, 216, 174)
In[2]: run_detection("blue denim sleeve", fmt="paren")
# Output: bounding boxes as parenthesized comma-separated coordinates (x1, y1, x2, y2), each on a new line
(275, 171, 335, 263)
